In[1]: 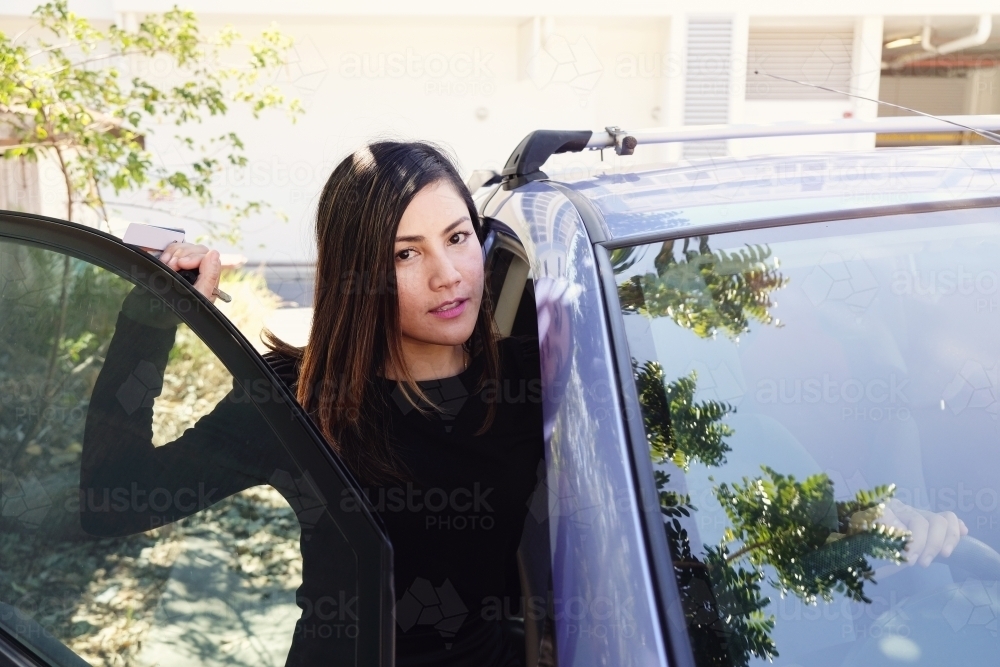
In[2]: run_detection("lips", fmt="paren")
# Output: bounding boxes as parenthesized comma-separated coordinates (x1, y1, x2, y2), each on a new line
(429, 297, 469, 319)
(430, 298, 467, 313)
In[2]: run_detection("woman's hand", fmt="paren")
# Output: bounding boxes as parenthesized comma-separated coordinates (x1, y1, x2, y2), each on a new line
(879, 498, 968, 567)
(160, 242, 223, 303)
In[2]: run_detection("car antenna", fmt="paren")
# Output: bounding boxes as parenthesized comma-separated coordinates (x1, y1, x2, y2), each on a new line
(752, 69, 1000, 145)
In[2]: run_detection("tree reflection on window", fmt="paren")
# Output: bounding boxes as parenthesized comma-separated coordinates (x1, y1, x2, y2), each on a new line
(612, 239, 909, 667)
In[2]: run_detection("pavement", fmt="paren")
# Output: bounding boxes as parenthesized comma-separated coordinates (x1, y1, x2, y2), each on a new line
(136, 535, 299, 666)
(258, 263, 314, 349)
(260, 265, 315, 309)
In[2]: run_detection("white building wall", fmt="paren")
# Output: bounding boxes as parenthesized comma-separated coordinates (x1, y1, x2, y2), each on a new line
(3, 2, 999, 261)
(5, 13, 674, 261)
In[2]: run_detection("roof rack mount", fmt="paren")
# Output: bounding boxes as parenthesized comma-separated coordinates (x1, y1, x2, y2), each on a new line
(500, 115, 1000, 191)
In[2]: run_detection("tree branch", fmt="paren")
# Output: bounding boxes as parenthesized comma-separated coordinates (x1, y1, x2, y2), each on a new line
(91, 179, 111, 232)
(0, 141, 65, 153)
(725, 540, 770, 564)
(24, 39, 98, 61)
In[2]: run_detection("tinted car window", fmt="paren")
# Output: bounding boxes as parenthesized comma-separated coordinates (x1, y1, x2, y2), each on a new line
(612, 208, 1000, 667)
(0, 235, 377, 665)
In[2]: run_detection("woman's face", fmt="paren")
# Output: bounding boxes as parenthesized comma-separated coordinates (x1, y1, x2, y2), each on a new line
(393, 180, 484, 348)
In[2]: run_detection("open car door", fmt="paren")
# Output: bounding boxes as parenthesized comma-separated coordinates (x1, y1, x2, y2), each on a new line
(0, 211, 393, 667)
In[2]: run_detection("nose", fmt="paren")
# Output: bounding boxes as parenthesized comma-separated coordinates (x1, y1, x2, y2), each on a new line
(428, 250, 462, 291)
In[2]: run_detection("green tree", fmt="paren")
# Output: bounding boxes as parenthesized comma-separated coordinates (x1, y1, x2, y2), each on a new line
(636, 361, 733, 472)
(0, 0, 301, 238)
(613, 237, 787, 339)
(0, 2, 300, 466)
(621, 240, 909, 667)
(635, 363, 908, 667)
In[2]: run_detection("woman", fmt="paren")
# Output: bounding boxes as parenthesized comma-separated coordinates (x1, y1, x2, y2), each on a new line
(81, 141, 544, 666)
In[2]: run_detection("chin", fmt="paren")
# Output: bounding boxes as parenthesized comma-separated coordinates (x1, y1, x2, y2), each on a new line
(433, 323, 477, 347)
(415, 314, 478, 347)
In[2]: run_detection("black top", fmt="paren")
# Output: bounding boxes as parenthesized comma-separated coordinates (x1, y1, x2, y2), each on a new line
(81, 287, 545, 666)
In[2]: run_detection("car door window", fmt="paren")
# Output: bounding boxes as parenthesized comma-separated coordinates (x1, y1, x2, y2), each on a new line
(0, 222, 389, 666)
(612, 207, 1000, 667)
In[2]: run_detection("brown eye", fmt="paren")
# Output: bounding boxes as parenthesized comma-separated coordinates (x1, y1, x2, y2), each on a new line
(396, 249, 412, 261)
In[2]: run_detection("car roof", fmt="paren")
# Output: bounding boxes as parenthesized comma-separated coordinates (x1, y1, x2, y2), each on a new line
(551, 145, 1000, 243)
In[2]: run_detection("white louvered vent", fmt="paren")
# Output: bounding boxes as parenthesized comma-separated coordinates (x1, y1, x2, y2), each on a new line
(684, 16, 733, 159)
(746, 26, 854, 100)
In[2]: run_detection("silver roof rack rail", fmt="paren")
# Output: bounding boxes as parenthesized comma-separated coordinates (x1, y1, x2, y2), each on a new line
(587, 115, 1000, 152)
(501, 115, 1000, 191)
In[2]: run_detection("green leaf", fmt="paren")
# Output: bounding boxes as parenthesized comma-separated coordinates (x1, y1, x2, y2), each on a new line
(0, 0, 299, 238)
(619, 237, 788, 339)
(634, 360, 734, 471)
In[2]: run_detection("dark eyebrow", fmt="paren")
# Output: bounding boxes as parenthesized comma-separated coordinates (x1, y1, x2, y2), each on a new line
(395, 216, 471, 243)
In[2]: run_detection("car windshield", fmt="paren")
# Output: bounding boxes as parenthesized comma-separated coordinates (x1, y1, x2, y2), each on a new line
(612, 206, 1000, 667)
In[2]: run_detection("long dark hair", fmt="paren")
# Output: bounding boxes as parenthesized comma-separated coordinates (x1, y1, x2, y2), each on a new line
(266, 141, 501, 485)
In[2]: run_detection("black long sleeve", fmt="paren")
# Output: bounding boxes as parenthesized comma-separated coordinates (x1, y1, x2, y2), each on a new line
(80, 288, 545, 665)
(80, 287, 287, 536)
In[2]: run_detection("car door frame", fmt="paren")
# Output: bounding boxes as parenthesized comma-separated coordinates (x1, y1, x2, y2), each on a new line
(0, 210, 394, 667)
(481, 184, 675, 666)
